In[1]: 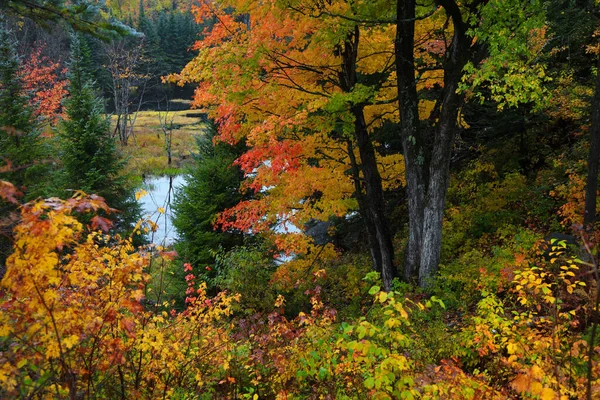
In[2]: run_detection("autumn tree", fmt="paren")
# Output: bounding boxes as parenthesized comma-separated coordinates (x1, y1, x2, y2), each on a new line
(0, 22, 46, 196)
(394, 0, 547, 286)
(20, 46, 68, 125)
(174, 0, 405, 290)
(267, 0, 546, 289)
(0, 22, 50, 271)
(58, 33, 139, 231)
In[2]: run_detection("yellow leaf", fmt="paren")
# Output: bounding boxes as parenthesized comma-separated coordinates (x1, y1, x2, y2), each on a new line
(540, 387, 556, 400)
(0, 324, 12, 336)
(45, 342, 60, 359)
(62, 334, 79, 349)
(511, 373, 531, 393)
(158, 207, 165, 214)
(530, 365, 544, 380)
(378, 292, 388, 303)
(135, 189, 148, 201)
(530, 381, 543, 394)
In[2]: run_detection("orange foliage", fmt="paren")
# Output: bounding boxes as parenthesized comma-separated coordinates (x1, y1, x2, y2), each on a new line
(172, 0, 412, 260)
(20, 46, 68, 125)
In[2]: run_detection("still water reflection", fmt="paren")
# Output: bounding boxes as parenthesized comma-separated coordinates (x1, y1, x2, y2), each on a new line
(138, 175, 185, 245)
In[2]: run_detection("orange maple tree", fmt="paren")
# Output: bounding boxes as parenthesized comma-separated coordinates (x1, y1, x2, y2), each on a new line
(20, 46, 68, 125)
(172, 0, 413, 288)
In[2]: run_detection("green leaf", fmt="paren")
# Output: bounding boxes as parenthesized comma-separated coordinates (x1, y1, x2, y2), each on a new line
(368, 285, 381, 295)
(318, 367, 328, 380)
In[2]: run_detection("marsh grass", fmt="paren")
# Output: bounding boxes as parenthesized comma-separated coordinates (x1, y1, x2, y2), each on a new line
(111, 109, 205, 176)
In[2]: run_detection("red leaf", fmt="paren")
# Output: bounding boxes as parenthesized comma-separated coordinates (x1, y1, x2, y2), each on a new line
(120, 318, 136, 338)
(159, 250, 178, 260)
(90, 216, 113, 232)
(0, 180, 22, 204)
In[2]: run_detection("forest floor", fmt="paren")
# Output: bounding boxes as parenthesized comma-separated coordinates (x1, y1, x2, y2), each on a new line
(113, 108, 206, 177)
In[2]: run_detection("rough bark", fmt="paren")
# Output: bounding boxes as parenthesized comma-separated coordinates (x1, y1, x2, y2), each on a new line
(584, 57, 600, 226)
(347, 140, 383, 273)
(353, 106, 397, 290)
(418, 0, 470, 286)
(340, 26, 397, 290)
(396, 0, 424, 283)
(396, 0, 472, 287)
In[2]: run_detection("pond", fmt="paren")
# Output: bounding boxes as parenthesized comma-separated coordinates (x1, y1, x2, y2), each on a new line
(136, 175, 304, 247)
(137, 175, 186, 246)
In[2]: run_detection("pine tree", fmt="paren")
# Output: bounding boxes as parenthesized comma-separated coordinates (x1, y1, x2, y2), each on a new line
(0, 22, 45, 197)
(172, 122, 245, 282)
(137, 0, 151, 33)
(59, 34, 140, 230)
(0, 21, 49, 271)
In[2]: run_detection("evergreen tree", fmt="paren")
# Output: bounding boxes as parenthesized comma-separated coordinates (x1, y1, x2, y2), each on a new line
(136, 0, 168, 105)
(1, 0, 132, 40)
(0, 21, 51, 272)
(137, 0, 151, 34)
(0, 22, 45, 197)
(58, 33, 139, 230)
(172, 122, 245, 282)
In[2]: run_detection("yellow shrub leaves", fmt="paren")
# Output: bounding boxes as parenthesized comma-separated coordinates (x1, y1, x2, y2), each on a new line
(0, 195, 238, 398)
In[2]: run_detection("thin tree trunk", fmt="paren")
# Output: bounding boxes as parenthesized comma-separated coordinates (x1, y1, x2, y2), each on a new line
(338, 26, 397, 290)
(353, 106, 397, 290)
(584, 57, 600, 226)
(347, 140, 382, 273)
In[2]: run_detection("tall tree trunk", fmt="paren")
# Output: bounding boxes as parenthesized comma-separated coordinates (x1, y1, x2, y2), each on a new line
(584, 57, 600, 226)
(339, 26, 397, 290)
(419, 85, 461, 285)
(396, 0, 424, 283)
(396, 0, 471, 287)
(419, 0, 469, 286)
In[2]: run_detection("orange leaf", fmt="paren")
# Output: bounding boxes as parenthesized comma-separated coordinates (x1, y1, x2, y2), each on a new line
(511, 373, 532, 394)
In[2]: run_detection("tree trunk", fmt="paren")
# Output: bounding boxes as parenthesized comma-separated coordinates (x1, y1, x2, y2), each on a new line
(353, 106, 397, 291)
(419, 0, 469, 286)
(396, 0, 424, 283)
(419, 89, 460, 286)
(396, 0, 471, 287)
(584, 57, 600, 226)
(339, 26, 397, 290)
(348, 140, 383, 273)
